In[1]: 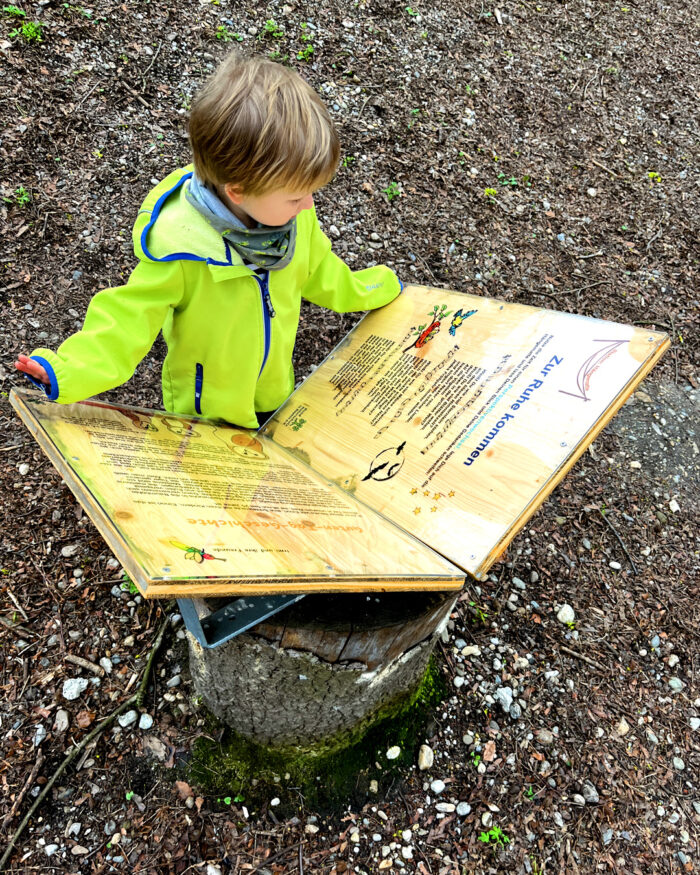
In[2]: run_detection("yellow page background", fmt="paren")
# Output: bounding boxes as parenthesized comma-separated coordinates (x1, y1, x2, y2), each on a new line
(264, 285, 668, 578)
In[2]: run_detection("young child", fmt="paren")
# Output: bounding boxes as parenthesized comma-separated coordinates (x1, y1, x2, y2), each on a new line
(15, 52, 400, 428)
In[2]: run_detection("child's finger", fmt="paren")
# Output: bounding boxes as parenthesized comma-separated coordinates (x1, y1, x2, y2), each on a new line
(15, 355, 49, 383)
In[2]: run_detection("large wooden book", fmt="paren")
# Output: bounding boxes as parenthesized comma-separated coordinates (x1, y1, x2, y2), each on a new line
(11, 285, 668, 598)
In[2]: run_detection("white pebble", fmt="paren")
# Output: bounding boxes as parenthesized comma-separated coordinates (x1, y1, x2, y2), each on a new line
(138, 713, 154, 730)
(62, 677, 89, 700)
(386, 746, 401, 760)
(556, 604, 575, 625)
(18, 462, 30, 476)
(417, 744, 434, 770)
(430, 779, 445, 794)
(118, 710, 138, 728)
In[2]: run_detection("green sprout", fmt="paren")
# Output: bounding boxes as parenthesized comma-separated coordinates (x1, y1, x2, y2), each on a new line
(497, 171, 518, 187)
(478, 825, 510, 847)
(120, 574, 139, 595)
(383, 181, 400, 202)
(2, 5, 25, 17)
(260, 18, 284, 39)
(524, 784, 535, 799)
(4, 185, 31, 206)
(297, 43, 313, 61)
(484, 187, 498, 201)
(342, 155, 355, 168)
(405, 6, 419, 15)
(647, 171, 661, 183)
(125, 790, 134, 801)
(216, 24, 242, 42)
(9, 18, 42, 40)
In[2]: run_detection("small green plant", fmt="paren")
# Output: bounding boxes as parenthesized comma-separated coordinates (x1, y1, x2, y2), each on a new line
(9, 18, 42, 40)
(468, 600, 488, 623)
(383, 181, 400, 202)
(524, 784, 535, 799)
(260, 18, 284, 39)
(297, 23, 313, 60)
(4, 185, 31, 206)
(647, 171, 661, 183)
(2, 5, 25, 17)
(216, 24, 242, 42)
(125, 790, 134, 801)
(62, 4, 93, 17)
(478, 825, 510, 848)
(120, 574, 139, 596)
(497, 171, 518, 187)
(470, 751, 482, 768)
(484, 187, 498, 201)
(405, 5, 419, 15)
(342, 155, 355, 168)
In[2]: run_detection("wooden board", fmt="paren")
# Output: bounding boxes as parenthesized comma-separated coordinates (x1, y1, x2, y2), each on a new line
(263, 284, 669, 579)
(10, 389, 464, 598)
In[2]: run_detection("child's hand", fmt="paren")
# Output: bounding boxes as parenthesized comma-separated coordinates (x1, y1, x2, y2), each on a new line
(15, 354, 49, 385)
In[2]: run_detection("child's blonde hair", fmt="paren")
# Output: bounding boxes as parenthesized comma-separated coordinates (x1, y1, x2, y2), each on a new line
(189, 53, 340, 195)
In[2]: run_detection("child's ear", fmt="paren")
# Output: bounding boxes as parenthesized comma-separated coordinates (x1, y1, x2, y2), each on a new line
(223, 183, 245, 205)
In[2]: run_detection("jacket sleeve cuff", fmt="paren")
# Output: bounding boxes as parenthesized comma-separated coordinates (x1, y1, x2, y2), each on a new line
(28, 354, 59, 401)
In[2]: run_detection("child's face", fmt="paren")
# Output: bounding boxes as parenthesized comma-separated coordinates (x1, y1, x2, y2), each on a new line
(224, 183, 315, 228)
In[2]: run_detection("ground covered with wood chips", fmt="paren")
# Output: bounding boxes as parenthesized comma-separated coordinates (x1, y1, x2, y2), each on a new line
(0, 0, 698, 872)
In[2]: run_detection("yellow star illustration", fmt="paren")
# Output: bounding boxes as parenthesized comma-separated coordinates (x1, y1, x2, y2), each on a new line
(410, 487, 418, 495)
(433, 493, 441, 501)
(423, 490, 431, 497)
(430, 506, 438, 512)
(448, 490, 456, 497)
(413, 507, 421, 515)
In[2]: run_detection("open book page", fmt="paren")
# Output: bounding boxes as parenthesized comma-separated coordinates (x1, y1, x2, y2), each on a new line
(11, 389, 464, 597)
(263, 285, 669, 578)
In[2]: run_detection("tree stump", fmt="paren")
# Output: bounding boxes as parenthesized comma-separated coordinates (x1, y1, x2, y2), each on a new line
(186, 590, 458, 756)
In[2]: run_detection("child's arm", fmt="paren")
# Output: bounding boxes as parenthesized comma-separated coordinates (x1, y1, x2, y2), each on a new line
(300, 209, 401, 313)
(14, 258, 184, 403)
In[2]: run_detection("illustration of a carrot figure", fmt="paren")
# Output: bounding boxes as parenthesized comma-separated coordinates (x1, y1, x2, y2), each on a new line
(169, 540, 226, 564)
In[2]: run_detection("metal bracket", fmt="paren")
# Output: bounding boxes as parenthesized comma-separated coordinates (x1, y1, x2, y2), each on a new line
(177, 593, 305, 649)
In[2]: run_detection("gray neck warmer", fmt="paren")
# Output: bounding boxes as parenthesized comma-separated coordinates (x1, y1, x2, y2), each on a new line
(185, 174, 297, 271)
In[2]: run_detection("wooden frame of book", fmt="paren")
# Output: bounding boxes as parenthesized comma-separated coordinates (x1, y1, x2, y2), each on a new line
(11, 285, 669, 598)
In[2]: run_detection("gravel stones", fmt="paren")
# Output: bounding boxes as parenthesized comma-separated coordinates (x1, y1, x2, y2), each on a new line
(430, 779, 445, 794)
(417, 744, 434, 770)
(556, 604, 575, 625)
(386, 746, 401, 760)
(536, 728, 554, 745)
(62, 678, 89, 701)
(494, 686, 514, 712)
(117, 710, 138, 728)
(582, 781, 600, 804)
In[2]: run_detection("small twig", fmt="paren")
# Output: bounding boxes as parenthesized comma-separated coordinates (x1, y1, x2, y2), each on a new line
(0, 752, 44, 832)
(118, 79, 152, 109)
(599, 510, 638, 575)
(591, 158, 621, 179)
(298, 843, 304, 875)
(73, 81, 99, 111)
(64, 653, 104, 677)
(0, 444, 27, 453)
(0, 610, 171, 872)
(141, 39, 163, 84)
(6, 589, 28, 623)
(0, 616, 34, 637)
(576, 250, 605, 259)
(560, 645, 606, 672)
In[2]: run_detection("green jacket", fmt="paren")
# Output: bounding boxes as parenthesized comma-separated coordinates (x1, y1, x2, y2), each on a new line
(30, 166, 401, 427)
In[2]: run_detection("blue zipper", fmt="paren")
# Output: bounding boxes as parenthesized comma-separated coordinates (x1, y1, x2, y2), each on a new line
(253, 270, 275, 377)
(194, 362, 203, 414)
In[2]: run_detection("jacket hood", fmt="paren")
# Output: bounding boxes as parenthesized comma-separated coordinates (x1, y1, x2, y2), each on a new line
(132, 166, 243, 267)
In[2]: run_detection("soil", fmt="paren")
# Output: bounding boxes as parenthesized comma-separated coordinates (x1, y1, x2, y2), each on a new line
(0, 0, 698, 873)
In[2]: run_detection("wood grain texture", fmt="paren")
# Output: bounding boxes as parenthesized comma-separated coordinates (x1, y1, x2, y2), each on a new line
(10, 389, 463, 597)
(264, 284, 669, 578)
